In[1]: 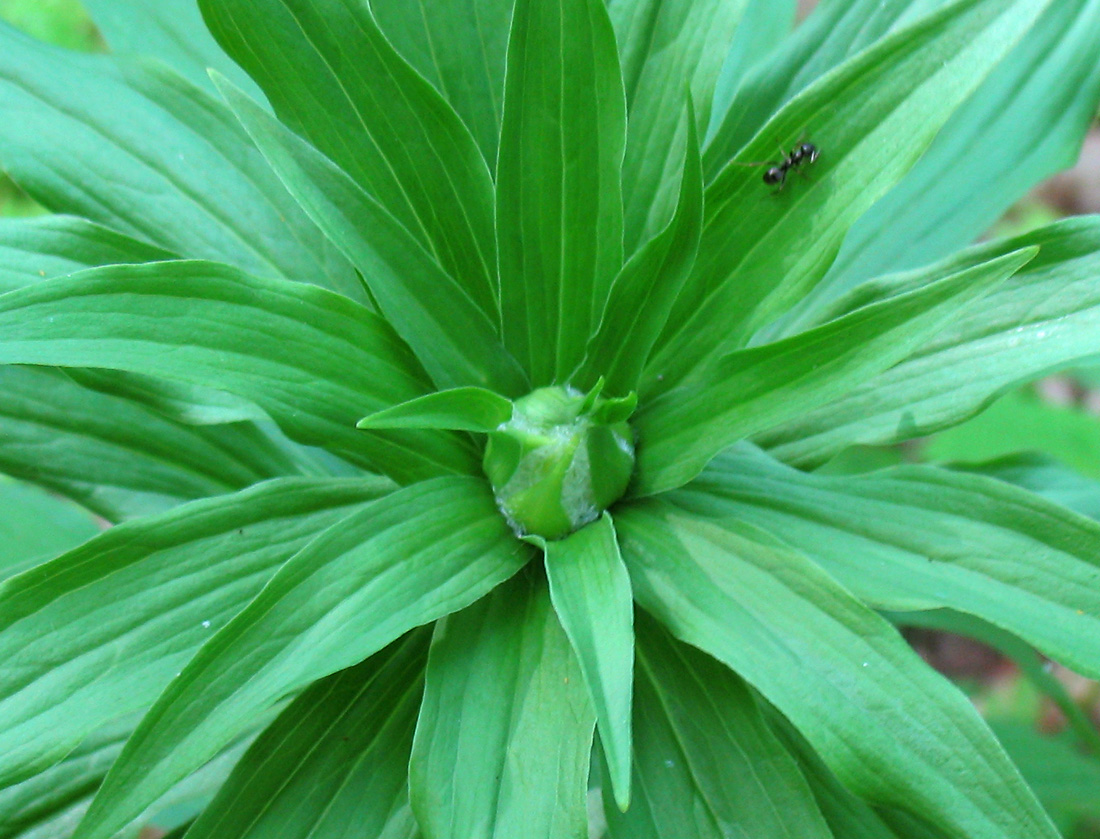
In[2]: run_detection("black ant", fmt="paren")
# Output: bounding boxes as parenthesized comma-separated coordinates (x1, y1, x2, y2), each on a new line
(736, 141, 820, 191)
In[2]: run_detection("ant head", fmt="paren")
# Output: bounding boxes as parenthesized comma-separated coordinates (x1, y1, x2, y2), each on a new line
(800, 142, 819, 162)
(763, 166, 786, 185)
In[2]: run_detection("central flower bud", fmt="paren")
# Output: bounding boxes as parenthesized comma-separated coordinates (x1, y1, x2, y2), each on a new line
(483, 385, 635, 540)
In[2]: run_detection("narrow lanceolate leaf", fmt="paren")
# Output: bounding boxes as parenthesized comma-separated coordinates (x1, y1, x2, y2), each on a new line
(577, 115, 703, 395)
(80, 0, 264, 101)
(73, 478, 530, 839)
(358, 388, 513, 433)
(410, 571, 595, 839)
(184, 631, 429, 839)
(544, 515, 634, 811)
(370, 0, 514, 169)
(704, 0, 939, 178)
(606, 0, 747, 250)
(605, 613, 832, 839)
(673, 445, 1100, 681)
(615, 503, 1059, 839)
(201, 0, 499, 319)
(0, 477, 388, 789)
(216, 77, 528, 396)
(646, 0, 1052, 396)
(633, 248, 1033, 496)
(497, 0, 627, 385)
(0, 25, 358, 300)
(963, 453, 1100, 523)
(761, 218, 1100, 465)
(805, 0, 1100, 303)
(0, 261, 479, 484)
(0, 215, 173, 293)
(0, 366, 303, 523)
(0, 479, 98, 581)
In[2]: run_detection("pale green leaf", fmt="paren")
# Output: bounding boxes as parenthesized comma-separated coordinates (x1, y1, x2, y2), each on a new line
(633, 248, 1033, 496)
(647, 0, 1052, 395)
(544, 514, 634, 811)
(200, 0, 499, 319)
(604, 612, 831, 839)
(370, 0, 513, 169)
(0, 479, 99, 581)
(72, 477, 529, 839)
(615, 501, 1058, 839)
(671, 444, 1100, 681)
(410, 570, 594, 839)
(961, 453, 1100, 522)
(357, 388, 513, 433)
(214, 76, 527, 396)
(606, 0, 747, 250)
(0, 25, 358, 299)
(0, 261, 478, 484)
(0, 477, 388, 789)
(184, 631, 428, 839)
(497, 0, 627, 385)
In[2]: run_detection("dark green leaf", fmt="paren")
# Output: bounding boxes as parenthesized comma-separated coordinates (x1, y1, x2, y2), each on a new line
(0, 366, 302, 522)
(215, 77, 527, 396)
(606, 0, 747, 251)
(73, 477, 529, 839)
(0, 25, 357, 299)
(358, 388, 513, 433)
(0, 215, 173, 293)
(0, 261, 478, 484)
(671, 445, 1100, 681)
(647, 0, 1051, 395)
(200, 0, 498, 319)
(497, 0, 627, 385)
(410, 570, 594, 839)
(615, 501, 1058, 839)
(761, 218, 1100, 466)
(370, 0, 513, 169)
(604, 611, 831, 839)
(544, 514, 634, 811)
(184, 631, 428, 839)
(0, 477, 387, 789)
(633, 248, 1033, 495)
(80, 0, 264, 100)
(577, 113, 703, 395)
(0, 478, 99, 581)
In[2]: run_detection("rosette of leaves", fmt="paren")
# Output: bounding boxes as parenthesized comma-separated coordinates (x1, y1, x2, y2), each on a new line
(3, 0, 1100, 837)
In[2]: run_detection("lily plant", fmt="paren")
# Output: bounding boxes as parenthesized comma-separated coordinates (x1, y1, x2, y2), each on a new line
(1, 0, 1100, 837)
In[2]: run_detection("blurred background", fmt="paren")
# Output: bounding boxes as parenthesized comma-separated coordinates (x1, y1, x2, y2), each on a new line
(1, 0, 1098, 836)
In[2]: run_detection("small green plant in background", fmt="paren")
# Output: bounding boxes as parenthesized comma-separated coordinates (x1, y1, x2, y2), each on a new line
(3, 0, 1100, 838)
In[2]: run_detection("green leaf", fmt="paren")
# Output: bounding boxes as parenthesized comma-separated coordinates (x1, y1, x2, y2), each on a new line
(0, 366, 303, 523)
(544, 514, 634, 811)
(497, 0, 627, 385)
(0, 477, 388, 789)
(200, 0, 499, 320)
(0, 478, 99, 581)
(615, 501, 1059, 839)
(214, 76, 527, 396)
(80, 0, 264, 101)
(633, 248, 1033, 496)
(0, 25, 358, 299)
(960, 453, 1100, 522)
(761, 218, 1100, 466)
(0, 261, 478, 484)
(604, 611, 832, 839)
(804, 0, 1100, 305)
(370, 0, 513, 170)
(606, 0, 747, 251)
(703, 0, 943, 178)
(357, 388, 513, 433)
(409, 570, 594, 839)
(647, 0, 1051, 395)
(184, 631, 428, 839)
(671, 444, 1100, 681)
(577, 112, 703, 395)
(0, 215, 174, 293)
(72, 477, 529, 839)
